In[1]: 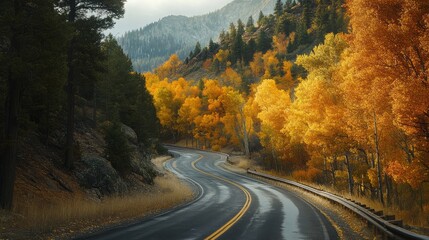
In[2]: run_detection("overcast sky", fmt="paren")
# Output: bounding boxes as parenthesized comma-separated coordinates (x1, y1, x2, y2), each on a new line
(106, 0, 234, 36)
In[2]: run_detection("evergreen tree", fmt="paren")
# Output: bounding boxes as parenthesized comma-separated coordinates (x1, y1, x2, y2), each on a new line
(99, 35, 133, 122)
(219, 30, 228, 49)
(244, 39, 257, 64)
(296, 18, 310, 45)
(258, 11, 265, 26)
(229, 23, 237, 40)
(209, 39, 219, 53)
(99, 37, 159, 146)
(0, 0, 70, 210)
(313, 0, 330, 42)
(200, 47, 210, 60)
(59, 0, 125, 169)
(193, 42, 202, 59)
(275, 0, 284, 18)
(104, 121, 132, 175)
(276, 14, 296, 35)
(300, 0, 315, 29)
(132, 74, 159, 144)
(246, 16, 256, 33)
(257, 30, 272, 52)
(237, 19, 245, 36)
(285, 0, 293, 11)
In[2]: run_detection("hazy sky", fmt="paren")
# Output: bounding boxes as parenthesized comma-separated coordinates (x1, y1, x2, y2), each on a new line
(106, 0, 234, 36)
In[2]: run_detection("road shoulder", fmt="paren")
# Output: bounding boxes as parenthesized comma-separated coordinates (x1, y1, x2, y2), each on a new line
(221, 160, 373, 240)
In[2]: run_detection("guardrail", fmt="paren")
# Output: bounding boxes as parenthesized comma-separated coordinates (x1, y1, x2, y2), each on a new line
(247, 170, 429, 240)
(164, 144, 231, 161)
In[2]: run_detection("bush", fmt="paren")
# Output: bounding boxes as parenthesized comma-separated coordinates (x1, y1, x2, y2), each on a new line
(292, 168, 323, 183)
(104, 122, 132, 175)
(211, 145, 221, 151)
(155, 143, 168, 155)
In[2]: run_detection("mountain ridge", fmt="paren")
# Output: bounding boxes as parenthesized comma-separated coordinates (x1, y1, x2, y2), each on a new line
(118, 0, 280, 72)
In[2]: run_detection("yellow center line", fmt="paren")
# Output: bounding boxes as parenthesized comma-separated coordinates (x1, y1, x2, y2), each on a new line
(191, 155, 252, 240)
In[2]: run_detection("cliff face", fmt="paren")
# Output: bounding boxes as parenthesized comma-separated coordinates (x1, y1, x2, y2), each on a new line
(118, 0, 278, 72)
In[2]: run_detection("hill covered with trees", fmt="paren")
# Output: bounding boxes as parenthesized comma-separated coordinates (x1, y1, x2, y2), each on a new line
(0, 0, 161, 213)
(117, 0, 281, 72)
(145, 0, 429, 230)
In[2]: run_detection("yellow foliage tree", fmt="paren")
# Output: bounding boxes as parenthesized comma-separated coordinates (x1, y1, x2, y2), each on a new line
(254, 79, 293, 171)
(250, 52, 264, 77)
(155, 54, 182, 79)
(221, 67, 242, 89)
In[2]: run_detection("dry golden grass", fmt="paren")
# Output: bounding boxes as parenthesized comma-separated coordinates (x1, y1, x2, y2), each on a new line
(1, 157, 193, 239)
(21, 176, 192, 232)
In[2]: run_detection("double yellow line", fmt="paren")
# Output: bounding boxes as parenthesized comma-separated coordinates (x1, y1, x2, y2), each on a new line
(191, 155, 252, 240)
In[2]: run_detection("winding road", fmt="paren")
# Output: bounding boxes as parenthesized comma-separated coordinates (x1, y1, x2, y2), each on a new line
(79, 147, 338, 240)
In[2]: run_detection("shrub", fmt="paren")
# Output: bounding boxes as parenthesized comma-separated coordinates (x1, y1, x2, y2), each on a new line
(104, 122, 132, 175)
(292, 168, 323, 183)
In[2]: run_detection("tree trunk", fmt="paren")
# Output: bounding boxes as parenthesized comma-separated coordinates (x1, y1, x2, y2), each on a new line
(331, 156, 337, 187)
(271, 148, 279, 172)
(92, 86, 97, 127)
(242, 118, 250, 157)
(345, 152, 354, 195)
(385, 173, 392, 207)
(373, 112, 384, 205)
(420, 184, 424, 211)
(393, 182, 400, 209)
(323, 157, 328, 184)
(65, 0, 76, 169)
(0, 3, 21, 208)
(43, 99, 51, 145)
(0, 69, 20, 210)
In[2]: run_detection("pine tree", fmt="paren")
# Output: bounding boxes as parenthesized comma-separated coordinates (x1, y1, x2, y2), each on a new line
(244, 39, 257, 64)
(133, 74, 159, 144)
(99, 35, 133, 122)
(275, 0, 284, 18)
(229, 23, 237, 40)
(59, 0, 125, 169)
(209, 39, 219, 53)
(104, 121, 132, 175)
(285, 0, 293, 11)
(0, 0, 69, 210)
(257, 30, 272, 52)
(246, 16, 256, 33)
(313, 0, 330, 42)
(193, 42, 202, 59)
(237, 19, 245, 36)
(300, 0, 315, 29)
(258, 11, 265, 26)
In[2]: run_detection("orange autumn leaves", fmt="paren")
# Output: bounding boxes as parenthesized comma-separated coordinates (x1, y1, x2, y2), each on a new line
(343, 0, 429, 189)
(144, 0, 429, 193)
(145, 71, 252, 152)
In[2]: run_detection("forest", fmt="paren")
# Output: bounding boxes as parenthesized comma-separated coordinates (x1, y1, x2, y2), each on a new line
(0, 0, 159, 211)
(1, 0, 428, 232)
(146, 0, 429, 226)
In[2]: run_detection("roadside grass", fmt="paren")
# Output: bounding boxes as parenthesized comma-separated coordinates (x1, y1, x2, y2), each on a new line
(1, 157, 193, 239)
(20, 176, 193, 233)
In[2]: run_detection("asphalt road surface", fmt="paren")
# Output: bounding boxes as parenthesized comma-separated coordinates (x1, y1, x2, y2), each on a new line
(78, 147, 338, 240)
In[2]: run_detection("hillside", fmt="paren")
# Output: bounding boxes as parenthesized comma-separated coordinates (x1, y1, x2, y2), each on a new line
(118, 0, 280, 72)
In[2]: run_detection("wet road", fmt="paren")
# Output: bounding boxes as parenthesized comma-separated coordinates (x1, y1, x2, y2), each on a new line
(78, 147, 338, 240)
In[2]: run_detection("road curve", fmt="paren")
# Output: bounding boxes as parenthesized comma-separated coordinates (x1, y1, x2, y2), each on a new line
(77, 147, 338, 240)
